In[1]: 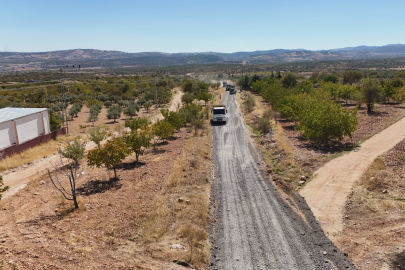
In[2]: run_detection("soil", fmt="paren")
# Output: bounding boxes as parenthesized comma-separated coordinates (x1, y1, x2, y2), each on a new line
(209, 87, 355, 269)
(0, 129, 194, 269)
(300, 115, 405, 236)
(334, 138, 405, 269)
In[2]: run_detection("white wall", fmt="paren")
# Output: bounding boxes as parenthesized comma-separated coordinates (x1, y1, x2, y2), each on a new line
(0, 121, 17, 149)
(42, 110, 50, 134)
(15, 113, 42, 144)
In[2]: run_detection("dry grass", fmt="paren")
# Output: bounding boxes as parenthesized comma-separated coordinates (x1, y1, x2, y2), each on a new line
(141, 119, 212, 268)
(236, 91, 307, 190)
(0, 134, 84, 173)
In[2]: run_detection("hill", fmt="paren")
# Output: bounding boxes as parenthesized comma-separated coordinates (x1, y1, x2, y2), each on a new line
(1, 44, 405, 71)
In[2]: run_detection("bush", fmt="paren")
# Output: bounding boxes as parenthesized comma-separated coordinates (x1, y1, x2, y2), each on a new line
(256, 117, 272, 134)
(244, 95, 255, 113)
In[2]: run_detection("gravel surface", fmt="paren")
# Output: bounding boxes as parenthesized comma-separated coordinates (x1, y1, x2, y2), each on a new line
(209, 89, 356, 270)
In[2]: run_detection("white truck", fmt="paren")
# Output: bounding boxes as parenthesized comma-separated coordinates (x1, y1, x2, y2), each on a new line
(230, 85, 236, 94)
(212, 105, 227, 123)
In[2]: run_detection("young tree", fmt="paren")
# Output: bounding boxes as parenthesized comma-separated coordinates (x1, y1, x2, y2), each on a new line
(88, 126, 108, 149)
(107, 104, 122, 123)
(152, 120, 175, 143)
(88, 104, 101, 125)
(161, 109, 185, 130)
(48, 139, 86, 209)
(87, 137, 131, 179)
(0, 175, 10, 201)
(126, 130, 151, 162)
(362, 79, 381, 112)
(125, 117, 149, 131)
(197, 92, 213, 106)
(144, 101, 151, 111)
(190, 114, 204, 135)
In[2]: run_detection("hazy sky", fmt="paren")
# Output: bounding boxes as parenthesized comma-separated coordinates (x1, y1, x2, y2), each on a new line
(2, 0, 405, 53)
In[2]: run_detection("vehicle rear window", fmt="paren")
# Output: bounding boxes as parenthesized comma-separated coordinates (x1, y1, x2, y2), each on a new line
(213, 109, 225, 114)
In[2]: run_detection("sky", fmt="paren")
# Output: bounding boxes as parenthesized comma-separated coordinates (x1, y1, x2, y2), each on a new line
(1, 0, 405, 53)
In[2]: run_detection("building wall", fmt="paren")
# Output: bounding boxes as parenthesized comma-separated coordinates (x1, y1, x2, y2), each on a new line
(0, 121, 17, 149)
(42, 110, 50, 134)
(15, 113, 43, 144)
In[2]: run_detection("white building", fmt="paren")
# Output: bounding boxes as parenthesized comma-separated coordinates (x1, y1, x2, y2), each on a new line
(0, 107, 51, 150)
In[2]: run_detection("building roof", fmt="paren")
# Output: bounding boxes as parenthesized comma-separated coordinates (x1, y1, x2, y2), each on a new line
(0, 107, 48, 124)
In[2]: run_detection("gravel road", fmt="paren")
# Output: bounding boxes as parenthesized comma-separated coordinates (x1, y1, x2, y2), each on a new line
(209, 88, 356, 270)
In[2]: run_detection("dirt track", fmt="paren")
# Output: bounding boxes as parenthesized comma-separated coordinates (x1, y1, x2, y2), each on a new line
(209, 88, 356, 269)
(300, 116, 405, 238)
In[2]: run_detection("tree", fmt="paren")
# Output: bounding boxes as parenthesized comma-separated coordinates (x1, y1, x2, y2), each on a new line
(323, 74, 339, 84)
(88, 126, 108, 149)
(152, 120, 175, 143)
(107, 104, 122, 122)
(144, 101, 151, 111)
(161, 109, 185, 130)
(296, 92, 358, 144)
(0, 175, 10, 201)
(197, 92, 213, 105)
(68, 103, 82, 119)
(181, 92, 196, 105)
(125, 117, 149, 131)
(362, 79, 381, 112)
(126, 130, 151, 162)
(280, 72, 298, 88)
(182, 80, 193, 92)
(88, 104, 101, 125)
(48, 139, 86, 209)
(124, 101, 139, 118)
(343, 70, 363, 85)
(50, 112, 63, 131)
(87, 137, 131, 179)
(190, 114, 204, 135)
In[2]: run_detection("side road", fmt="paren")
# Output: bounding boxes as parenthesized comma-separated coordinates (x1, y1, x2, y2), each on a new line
(300, 116, 405, 238)
(210, 89, 356, 269)
(2, 90, 183, 199)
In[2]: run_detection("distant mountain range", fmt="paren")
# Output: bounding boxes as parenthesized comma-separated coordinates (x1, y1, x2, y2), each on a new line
(1, 44, 405, 71)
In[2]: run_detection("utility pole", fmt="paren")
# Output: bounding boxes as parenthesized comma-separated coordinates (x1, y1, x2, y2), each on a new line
(60, 68, 69, 134)
(154, 71, 158, 108)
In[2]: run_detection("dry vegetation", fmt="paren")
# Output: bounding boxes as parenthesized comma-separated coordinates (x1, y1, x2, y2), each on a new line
(334, 139, 405, 269)
(0, 114, 212, 270)
(236, 91, 309, 191)
(0, 134, 85, 173)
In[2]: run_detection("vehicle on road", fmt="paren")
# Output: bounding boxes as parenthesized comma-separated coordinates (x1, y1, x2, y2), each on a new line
(226, 84, 231, 91)
(212, 105, 227, 123)
(230, 85, 236, 94)
(223, 81, 227, 87)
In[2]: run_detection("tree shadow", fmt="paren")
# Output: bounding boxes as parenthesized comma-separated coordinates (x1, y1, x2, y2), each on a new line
(390, 251, 405, 269)
(77, 178, 122, 196)
(122, 161, 146, 170)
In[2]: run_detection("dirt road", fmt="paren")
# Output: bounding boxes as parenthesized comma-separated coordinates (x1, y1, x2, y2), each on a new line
(2, 89, 184, 199)
(300, 116, 405, 238)
(209, 88, 355, 269)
